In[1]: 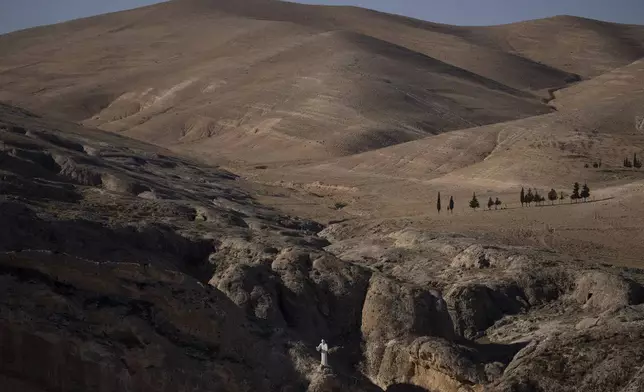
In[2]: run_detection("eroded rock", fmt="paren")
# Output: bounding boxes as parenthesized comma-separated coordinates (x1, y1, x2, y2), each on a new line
(491, 307, 644, 392)
(446, 282, 527, 340)
(362, 274, 455, 378)
(0, 252, 303, 392)
(572, 271, 644, 311)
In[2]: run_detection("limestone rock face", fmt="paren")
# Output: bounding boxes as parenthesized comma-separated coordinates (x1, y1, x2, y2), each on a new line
(211, 244, 372, 356)
(367, 335, 526, 392)
(361, 274, 456, 381)
(572, 271, 644, 311)
(491, 306, 644, 392)
(446, 282, 528, 340)
(362, 275, 455, 342)
(212, 262, 287, 327)
(325, 227, 644, 391)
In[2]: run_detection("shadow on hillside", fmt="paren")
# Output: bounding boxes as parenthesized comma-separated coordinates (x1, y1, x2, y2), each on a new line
(467, 340, 529, 362)
(386, 384, 429, 392)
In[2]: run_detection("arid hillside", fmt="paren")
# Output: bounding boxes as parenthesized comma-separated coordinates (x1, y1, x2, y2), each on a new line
(2, 0, 644, 165)
(3, 2, 644, 391)
(244, 57, 644, 267)
(275, 58, 644, 188)
(3, 101, 644, 392)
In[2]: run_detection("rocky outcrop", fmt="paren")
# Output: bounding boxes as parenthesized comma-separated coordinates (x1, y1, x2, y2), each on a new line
(0, 200, 216, 275)
(0, 252, 304, 392)
(361, 274, 456, 386)
(211, 245, 372, 349)
(362, 275, 455, 342)
(451, 245, 520, 269)
(52, 153, 104, 186)
(446, 282, 528, 340)
(0, 106, 382, 391)
(367, 336, 525, 392)
(572, 271, 644, 311)
(491, 305, 644, 392)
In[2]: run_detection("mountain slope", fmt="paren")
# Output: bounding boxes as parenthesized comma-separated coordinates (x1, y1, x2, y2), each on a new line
(248, 58, 644, 205)
(3, 1, 643, 165)
(93, 30, 551, 163)
(476, 15, 644, 78)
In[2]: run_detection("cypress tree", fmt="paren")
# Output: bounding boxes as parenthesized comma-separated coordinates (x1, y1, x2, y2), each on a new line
(548, 189, 558, 205)
(469, 193, 480, 210)
(495, 197, 501, 210)
(487, 197, 494, 210)
(533, 190, 541, 206)
(520, 187, 525, 207)
(525, 188, 534, 206)
(437, 192, 441, 213)
(572, 182, 580, 202)
(449, 196, 454, 213)
(581, 183, 590, 201)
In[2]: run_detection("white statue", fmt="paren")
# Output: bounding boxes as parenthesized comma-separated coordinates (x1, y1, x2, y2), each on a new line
(316, 339, 329, 367)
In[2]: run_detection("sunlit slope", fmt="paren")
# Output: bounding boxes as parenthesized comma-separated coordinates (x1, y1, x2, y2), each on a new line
(2, 1, 642, 164)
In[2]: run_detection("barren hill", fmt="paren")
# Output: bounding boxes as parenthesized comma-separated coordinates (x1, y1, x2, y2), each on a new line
(250, 57, 644, 224)
(300, 57, 644, 186)
(2, 0, 644, 165)
(4, 1, 644, 392)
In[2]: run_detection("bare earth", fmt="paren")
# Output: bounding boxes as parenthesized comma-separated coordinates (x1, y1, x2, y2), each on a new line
(2, 1, 644, 391)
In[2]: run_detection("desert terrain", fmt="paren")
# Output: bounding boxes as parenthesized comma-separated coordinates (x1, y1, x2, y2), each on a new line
(2, 0, 644, 391)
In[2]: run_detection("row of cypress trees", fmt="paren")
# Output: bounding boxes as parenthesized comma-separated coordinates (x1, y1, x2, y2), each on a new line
(466, 194, 501, 210)
(436, 182, 592, 213)
(624, 153, 643, 168)
(436, 193, 455, 213)
(436, 192, 501, 211)
(520, 183, 590, 206)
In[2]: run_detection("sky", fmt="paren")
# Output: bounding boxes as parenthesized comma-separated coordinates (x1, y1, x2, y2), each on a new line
(1, 0, 644, 34)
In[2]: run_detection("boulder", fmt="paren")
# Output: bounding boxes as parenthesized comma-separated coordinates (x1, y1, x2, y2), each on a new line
(572, 271, 644, 311)
(451, 245, 512, 269)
